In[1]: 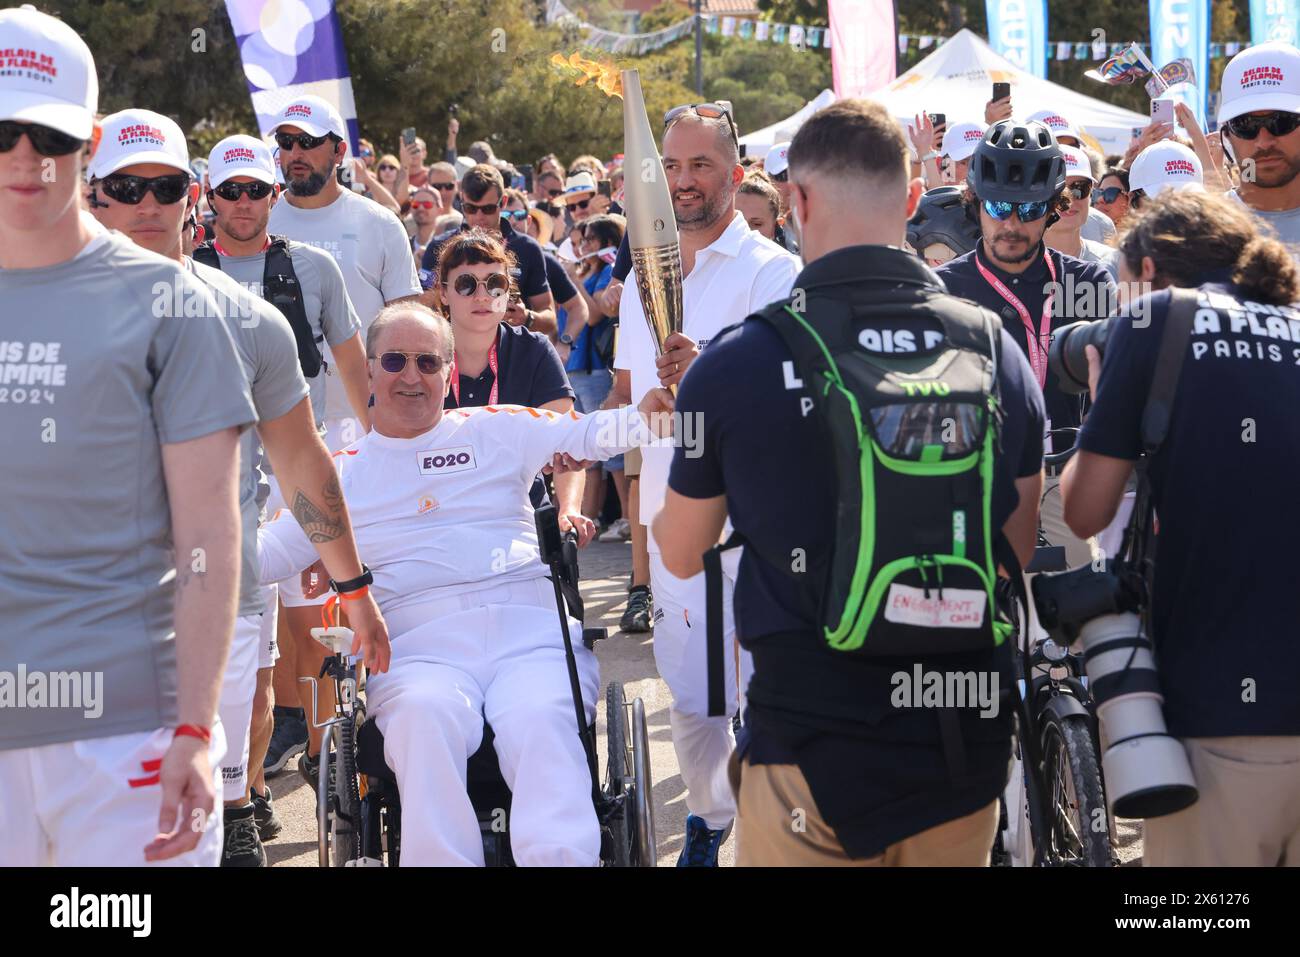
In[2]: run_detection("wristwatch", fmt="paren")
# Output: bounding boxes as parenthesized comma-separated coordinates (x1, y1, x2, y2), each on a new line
(330, 564, 373, 596)
(559, 332, 574, 345)
(523, 309, 535, 329)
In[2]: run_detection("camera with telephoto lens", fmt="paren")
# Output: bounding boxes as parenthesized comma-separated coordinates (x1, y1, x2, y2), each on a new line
(1049, 318, 1115, 395)
(1031, 559, 1198, 819)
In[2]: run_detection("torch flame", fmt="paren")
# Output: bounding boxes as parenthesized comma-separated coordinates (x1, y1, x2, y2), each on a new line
(551, 51, 623, 99)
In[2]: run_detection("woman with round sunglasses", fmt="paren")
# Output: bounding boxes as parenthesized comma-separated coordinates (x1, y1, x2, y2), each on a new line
(937, 119, 1118, 570)
(433, 231, 595, 545)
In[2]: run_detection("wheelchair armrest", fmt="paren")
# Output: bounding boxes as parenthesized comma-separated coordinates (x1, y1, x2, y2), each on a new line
(582, 626, 607, 650)
(534, 502, 564, 565)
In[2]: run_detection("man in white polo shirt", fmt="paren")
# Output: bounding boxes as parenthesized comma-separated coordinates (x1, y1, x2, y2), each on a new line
(614, 105, 799, 865)
(0, 7, 252, 866)
(266, 96, 419, 779)
(1218, 42, 1300, 251)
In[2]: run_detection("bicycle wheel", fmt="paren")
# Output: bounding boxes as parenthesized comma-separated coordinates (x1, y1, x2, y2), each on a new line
(1037, 712, 1112, 867)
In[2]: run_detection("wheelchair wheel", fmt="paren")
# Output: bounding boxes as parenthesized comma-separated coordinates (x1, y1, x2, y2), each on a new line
(630, 695, 656, 866)
(603, 682, 632, 867)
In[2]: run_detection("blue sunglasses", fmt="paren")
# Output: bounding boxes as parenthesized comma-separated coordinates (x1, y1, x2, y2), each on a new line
(982, 198, 1050, 223)
(504, 209, 529, 221)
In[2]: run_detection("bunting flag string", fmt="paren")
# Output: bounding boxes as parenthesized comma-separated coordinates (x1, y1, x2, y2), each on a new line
(543, 2, 1248, 61)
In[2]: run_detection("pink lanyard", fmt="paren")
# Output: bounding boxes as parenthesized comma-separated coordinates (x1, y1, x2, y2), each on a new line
(975, 247, 1056, 389)
(449, 341, 498, 407)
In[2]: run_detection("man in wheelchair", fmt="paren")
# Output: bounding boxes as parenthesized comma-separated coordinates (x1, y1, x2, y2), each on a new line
(258, 302, 671, 865)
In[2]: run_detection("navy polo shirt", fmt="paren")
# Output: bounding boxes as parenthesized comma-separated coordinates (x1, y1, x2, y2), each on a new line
(420, 217, 551, 301)
(612, 233, 631, 283)
(938, 243, 1115, 439)
(1079, 279, 1300, 738)
(668, 245, 1045, 858)
(443, 322, 573, 411)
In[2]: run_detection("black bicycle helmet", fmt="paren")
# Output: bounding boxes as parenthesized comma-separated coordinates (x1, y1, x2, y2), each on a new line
(968, 120, 1066, 204)
(906, 186, 981, 258)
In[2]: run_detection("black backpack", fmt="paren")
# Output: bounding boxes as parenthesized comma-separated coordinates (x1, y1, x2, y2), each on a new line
(193, 236, 324, 378)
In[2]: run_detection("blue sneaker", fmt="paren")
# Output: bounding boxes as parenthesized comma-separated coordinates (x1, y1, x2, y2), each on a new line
(676, 814, 731, 867)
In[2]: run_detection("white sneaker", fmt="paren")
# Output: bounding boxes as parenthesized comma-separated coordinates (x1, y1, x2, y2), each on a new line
(599, 518, 630, 543)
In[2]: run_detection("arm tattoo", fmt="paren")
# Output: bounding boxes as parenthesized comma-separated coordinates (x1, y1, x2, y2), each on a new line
(292, 475, 346, 544)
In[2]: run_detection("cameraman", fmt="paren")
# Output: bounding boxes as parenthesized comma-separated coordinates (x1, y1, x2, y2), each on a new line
(1062, 190, 1300, 866)
(938, 121, 1116, 569)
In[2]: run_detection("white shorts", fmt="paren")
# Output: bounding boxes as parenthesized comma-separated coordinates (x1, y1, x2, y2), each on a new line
(219, 613, 262, 802)
(257, 583, 280, 670)
(0, 725, 226, 866)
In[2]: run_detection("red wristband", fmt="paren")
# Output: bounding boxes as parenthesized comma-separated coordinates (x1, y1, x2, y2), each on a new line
(339, 585, 370, 601)
(174, 724, 211, 744)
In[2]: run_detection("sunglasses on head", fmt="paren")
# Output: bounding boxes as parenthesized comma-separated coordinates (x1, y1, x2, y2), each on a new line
(274, 130, 332, 152)
(431, 181, 457, 191)
(982, 198, 1050, 223)
(462, 200, 499, 215)
(409, 199, 437, 209)
(1095, 185, 1127, 205)
(1066, 180, 1093, 201)
(99, 173, 191, 206)
(663, 102, 740, 149)
(0, 120, 84, 156)
(1223, 111, 1300, 141)
(446, 272, 510, 298)
(373, 351, 448, 375)
(212, 180, 274, 202)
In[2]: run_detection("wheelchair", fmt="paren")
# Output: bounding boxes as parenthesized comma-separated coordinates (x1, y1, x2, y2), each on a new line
(303, 502, 657, 867)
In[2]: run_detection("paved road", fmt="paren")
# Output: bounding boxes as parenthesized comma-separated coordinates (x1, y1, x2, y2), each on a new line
(262, 538, 1139, 867)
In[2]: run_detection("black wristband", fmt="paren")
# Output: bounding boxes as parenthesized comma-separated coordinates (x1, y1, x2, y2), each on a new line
(330, 564, 373, 595)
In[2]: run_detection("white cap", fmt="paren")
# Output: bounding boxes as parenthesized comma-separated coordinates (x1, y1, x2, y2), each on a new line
(1218, 41, 1300, 124)
(941, 123, 986, 162)
(0, 5, 98, 140)
(270, 94, 346, 141)
(1129, 141, 1204, 196)
(766, 141, 791, 176)
(1028, 109, 1080, 143)
(1060, 145, 1095, 183)
(207, 134, 276, 188)
(88, 109, 189, 180)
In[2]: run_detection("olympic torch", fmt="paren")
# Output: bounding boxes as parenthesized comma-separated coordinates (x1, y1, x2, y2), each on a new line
(621, 68, 683, 383)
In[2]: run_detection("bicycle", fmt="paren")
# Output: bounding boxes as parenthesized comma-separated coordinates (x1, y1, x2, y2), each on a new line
(993, 434, 1115, 867)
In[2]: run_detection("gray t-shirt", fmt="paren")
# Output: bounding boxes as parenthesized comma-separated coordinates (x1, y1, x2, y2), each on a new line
(210, 240, 359, 428)
(0, 231, 257, 750)
(188, 260, 309, 618)
(1081, 206, 1117, 245)
(268, 189, 421, 421)
(1228, 189, 1300, 256)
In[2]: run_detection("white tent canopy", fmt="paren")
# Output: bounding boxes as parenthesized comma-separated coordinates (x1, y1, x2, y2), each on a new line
(870, 29, 1148, 157)
(738, 88, 837, 159)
